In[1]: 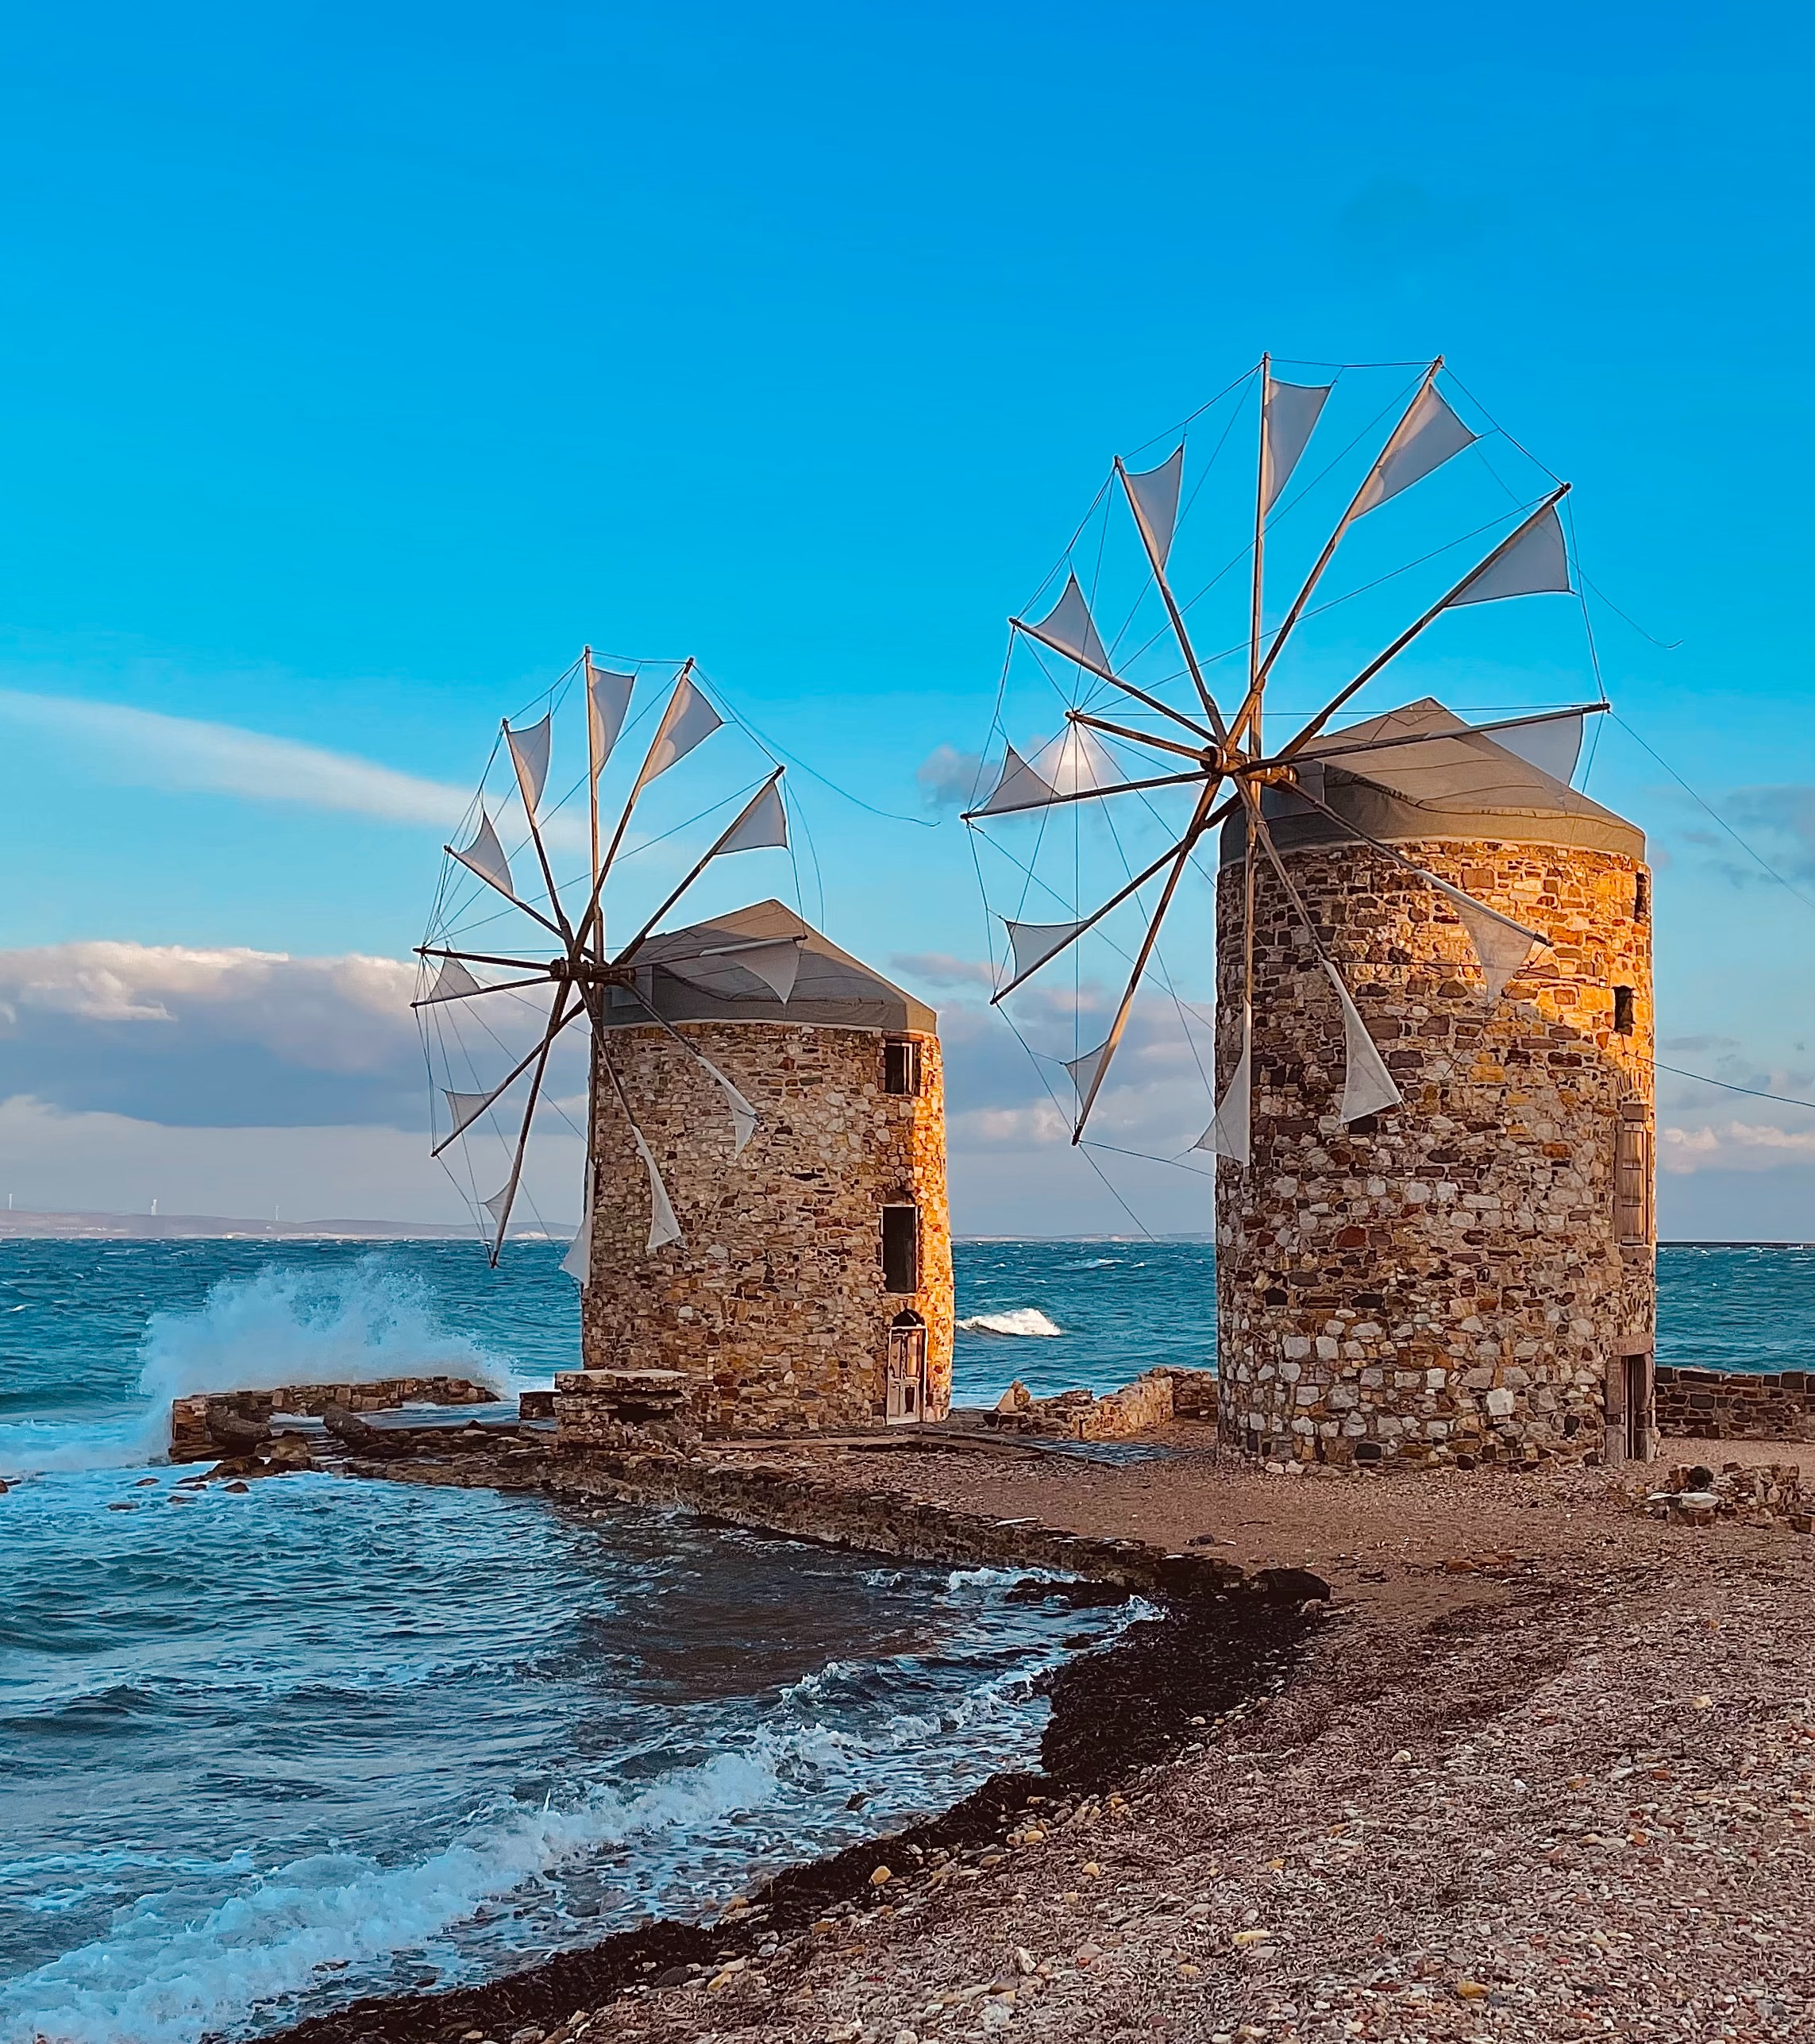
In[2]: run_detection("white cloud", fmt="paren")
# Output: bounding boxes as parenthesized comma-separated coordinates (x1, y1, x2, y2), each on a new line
(1659, 1119, 1815, 1173)
(0, 688, 477, 828)
(0, 940, 582, 1129)
(0, 1095, 581, 1228)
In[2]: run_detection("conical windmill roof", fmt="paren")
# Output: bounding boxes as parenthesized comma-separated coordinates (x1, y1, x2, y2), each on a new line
(1220, 696, 1644, 864)
(603, 900, 938, 1033)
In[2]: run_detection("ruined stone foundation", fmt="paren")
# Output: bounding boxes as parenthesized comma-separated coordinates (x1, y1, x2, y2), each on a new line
(1214, 839, 1655, 1467)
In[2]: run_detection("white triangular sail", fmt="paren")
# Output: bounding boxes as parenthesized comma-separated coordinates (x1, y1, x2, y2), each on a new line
(1475, 708, 1585, 785)
(1422, 874, 1546, 1002)
(1447, 505, 1571, 608)
(1065, 1040, 1111, 1102)
(421, 956, 483, 1005)
(507, 715, 553, 816)
(1028, 723, 1117, 797)
(662, 938, 802, 1005)
(586, 660, 634, 773)
(1321, 961, 1402, 1121)
(1005, 918, 1085, 983)
(632, 674, 723, 796)
(561, 1163, 595, 1282)
(714, 778, 788, 855)
(1194, 1016, 1251, 1163)
(450, 812, 514, 900)
(1124, 445, 1185, 568)
(444, 1086, 504, 1140)
(1262, 378, 1333, 512)
(483, 1185, 514, 1234)
(973, 745, 1060, 816)
(631, 1128, 684, 1251)
(1353, 384, 1477, 518)
(1016, 573, 1114, 679)
(694, 1055, 760, 1155)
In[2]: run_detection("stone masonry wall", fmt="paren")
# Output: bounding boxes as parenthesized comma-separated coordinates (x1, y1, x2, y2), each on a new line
(169, 1378, 494, 1459)
(580, 1023, 954, 1434)
(1655, 1367, 1815, 1443)
(1215, 839, 1655, 1467)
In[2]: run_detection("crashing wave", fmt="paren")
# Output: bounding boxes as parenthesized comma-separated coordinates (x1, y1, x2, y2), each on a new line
(955, 1307, 1063, 1338)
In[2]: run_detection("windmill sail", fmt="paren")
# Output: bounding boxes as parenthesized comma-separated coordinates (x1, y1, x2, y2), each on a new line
(1005, 919, 1086, 982)
(1065, 1041, 1111, 1101)
(1423, 874, 1545, 1001)
(419, 955, 484, 1005)
(507, 715, 553, 816)
(1015, 573, 1114, 679)
(450, 812, 514, 900)
(444, 1086, 503, 1140)
(1123, 446, 1185, 568)
(1262, 377, 1333, 511)
(694, 1055, 760, 1153)
(713, 778, 788, 854)
(561, 1163, 595, 1282)
(1322, 962, 1402, 1121)
(1446, 504, 1570, 607)
(974, 745, 1059, 816)
(1194, 1015, 1251, 1163)
(631, 1128, 684, 1251)
(1352, 383, 1477, 517)
(1477, 708, 1584, 784)
(633, 674, 723, 796)
(586, 659, 634, 772)
(483, 1185, 514, 1234)
(662, 937, 802, 1003)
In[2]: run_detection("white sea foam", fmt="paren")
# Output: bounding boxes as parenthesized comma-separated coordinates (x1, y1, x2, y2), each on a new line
(0, 1745, 782, 2044)
(0, 1261, 508, 1478)
(135, 1257, 507, 1407)
(955, 1307, 1063, 1338)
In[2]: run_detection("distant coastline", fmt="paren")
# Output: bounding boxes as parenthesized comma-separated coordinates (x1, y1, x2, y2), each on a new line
(0, 1207, 574, 1242)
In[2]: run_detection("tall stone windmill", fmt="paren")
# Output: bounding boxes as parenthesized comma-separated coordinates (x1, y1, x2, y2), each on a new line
(965, 359, 1656, 1468)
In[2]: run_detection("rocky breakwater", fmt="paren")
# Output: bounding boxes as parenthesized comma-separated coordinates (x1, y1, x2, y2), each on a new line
(553, 1368, 699, 1451)
(169, 1377, 495, 1460)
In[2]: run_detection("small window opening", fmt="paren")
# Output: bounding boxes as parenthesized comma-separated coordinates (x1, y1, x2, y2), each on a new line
(1613, 985, 1636, 1035)
(881, 1204, 920, 1294)
(884, 1038, 922, 1097)
(1633, 871, 1650, 922)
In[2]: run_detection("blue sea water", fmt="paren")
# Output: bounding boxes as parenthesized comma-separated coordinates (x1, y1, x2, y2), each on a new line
(1, 1236, 1809, 2043)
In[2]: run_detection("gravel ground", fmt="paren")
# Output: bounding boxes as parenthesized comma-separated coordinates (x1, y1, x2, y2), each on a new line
(512, 1446, 1814, 2044)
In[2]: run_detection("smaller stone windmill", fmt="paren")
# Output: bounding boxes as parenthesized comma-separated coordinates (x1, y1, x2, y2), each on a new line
(966, 358, 1655, 1466)
(415, 654, 954, 1436)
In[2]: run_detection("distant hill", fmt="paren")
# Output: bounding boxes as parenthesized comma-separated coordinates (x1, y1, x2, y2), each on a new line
(0, 1208, 575, 1241)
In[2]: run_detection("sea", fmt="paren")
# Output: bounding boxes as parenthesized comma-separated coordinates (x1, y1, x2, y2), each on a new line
(2, 1237, 1810, 2044)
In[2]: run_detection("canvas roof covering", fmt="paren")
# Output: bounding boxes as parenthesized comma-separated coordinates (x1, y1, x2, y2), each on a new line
(1219, 696, 1644, 865)
(603, 899, 938, 1034)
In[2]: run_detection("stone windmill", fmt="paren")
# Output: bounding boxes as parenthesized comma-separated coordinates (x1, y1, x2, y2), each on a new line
(415, 654, 954, 1435)
(966, 359, 1656, 1467)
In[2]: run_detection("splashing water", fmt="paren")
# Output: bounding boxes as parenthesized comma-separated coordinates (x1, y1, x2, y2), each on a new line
(956, 1307, 1065, 1338)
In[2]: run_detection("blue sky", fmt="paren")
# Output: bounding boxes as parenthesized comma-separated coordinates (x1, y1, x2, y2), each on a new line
(0, 1, 1809, 1234)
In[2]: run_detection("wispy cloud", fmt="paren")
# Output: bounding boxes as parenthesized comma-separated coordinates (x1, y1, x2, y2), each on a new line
(0, 688, 476, 828)
(1659, 1119, 1815, 1173)
(915, 743, 985, 810)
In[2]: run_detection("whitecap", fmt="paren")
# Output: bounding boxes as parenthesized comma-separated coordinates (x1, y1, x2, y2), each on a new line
(954, 1308, 1064, 1338)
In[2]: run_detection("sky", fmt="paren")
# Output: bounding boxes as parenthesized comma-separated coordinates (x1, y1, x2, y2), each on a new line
(0, 0, 1810, 1238)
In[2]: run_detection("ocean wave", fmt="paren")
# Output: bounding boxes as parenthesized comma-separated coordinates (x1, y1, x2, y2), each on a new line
(136, 1257, 508, 1408)
(955, 1308, 1063, 1338)
(0, 1745, 783, 2044)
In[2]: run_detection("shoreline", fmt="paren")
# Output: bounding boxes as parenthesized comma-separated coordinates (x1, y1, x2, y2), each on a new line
(260, 1426, 1815, 2044)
